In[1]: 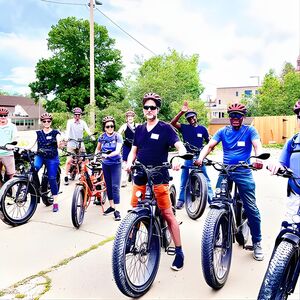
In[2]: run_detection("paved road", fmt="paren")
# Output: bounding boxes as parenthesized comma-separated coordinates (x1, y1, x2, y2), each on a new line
(0, 149, 299, 299)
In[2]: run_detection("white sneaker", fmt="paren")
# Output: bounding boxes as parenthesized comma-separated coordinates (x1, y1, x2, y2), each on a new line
(253, 242, 264, 261)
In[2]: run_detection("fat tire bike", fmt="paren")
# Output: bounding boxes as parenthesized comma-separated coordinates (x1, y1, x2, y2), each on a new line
(112, 153, 192, 298)
(182, 142, 208, 220)
(201, 153, 270, 289)
(0, 147, 61, 226)
(258, 167, 300, 300)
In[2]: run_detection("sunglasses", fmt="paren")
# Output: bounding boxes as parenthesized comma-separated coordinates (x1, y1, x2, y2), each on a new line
(229, 113, 244, 119)
(105, 125, 114, 129)
(74, 114, 81, 116)
(0, 115, 7, 118)
(143, 105, 157, 111)
(42, 120, 52, 123)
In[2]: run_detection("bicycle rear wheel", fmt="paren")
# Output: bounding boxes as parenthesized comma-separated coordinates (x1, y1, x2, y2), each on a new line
(201, 208, 232, 289)
(185, 172, 207, 220)
(112, 212, 161, 298)
(257, 241, 298, 300)
(71, 185, 86, 228)
(0, 178, 38, 226)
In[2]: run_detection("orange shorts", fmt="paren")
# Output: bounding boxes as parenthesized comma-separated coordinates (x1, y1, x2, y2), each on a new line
(131, 184, 171, 210)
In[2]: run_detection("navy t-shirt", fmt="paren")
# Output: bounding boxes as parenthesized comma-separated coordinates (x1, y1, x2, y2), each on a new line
(133, 121, 179, 166)
(180, 124, 209, 151)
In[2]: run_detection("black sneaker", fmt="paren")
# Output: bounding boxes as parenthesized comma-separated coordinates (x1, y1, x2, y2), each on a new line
(114, 210, 121, 221)
(103, 206, 115, 215)
(171, 252, 184, 271)
(64, 176, 69, 186)
(175, 201, 184, 210)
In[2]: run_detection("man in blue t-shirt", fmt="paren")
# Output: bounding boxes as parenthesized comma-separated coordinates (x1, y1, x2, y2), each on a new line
(196, 103, 264, 261)
(170, 101, 213, 209)
(268, 100, 300, 222)
(126, 92, 187, 271)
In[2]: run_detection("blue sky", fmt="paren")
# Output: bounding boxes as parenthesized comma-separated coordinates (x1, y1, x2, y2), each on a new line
(0, 0, 299, 99)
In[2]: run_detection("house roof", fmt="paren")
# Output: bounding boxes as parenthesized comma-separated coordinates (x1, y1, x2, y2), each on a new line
(210, 117, 254, 125)
(0, 95, 45, 118)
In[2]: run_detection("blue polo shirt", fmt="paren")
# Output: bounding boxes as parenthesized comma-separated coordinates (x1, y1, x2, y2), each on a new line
(213, 125, 260, 166)
(279, 134, 300, 195)
(133, 121, 179, 166)
(180, 124, 209, 152)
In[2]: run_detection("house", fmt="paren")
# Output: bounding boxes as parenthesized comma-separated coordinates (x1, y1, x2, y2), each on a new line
(0, 95, 46, 131)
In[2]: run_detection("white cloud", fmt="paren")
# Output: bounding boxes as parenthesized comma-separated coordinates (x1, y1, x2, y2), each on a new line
(4, 67, 36, 86)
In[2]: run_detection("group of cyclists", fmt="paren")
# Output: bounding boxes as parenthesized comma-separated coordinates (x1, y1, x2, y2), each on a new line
(0, 93, 299, 275)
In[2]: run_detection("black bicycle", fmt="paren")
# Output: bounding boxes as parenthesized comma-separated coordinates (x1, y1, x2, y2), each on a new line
(258, 167, 300, 300)
(201, 153, 270, 289)
(0, 147, 61, 226)
(112, 153, 192, 298)
(182, 142, 208, 220)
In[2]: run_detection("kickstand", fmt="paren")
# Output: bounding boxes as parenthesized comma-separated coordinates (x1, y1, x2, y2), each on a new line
(166, 246, 176, 255)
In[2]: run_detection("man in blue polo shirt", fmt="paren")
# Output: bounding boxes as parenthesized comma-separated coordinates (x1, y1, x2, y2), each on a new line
(196, 103, 264, 261)
(170, 101, 213, 209)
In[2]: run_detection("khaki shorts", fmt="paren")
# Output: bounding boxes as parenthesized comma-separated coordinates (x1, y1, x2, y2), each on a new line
(0, 155, 15, 176)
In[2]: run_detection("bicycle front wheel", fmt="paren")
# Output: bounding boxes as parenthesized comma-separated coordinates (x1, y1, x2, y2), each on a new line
(185, 172, 207, 220)
(112, 212, 161, 298)
(71, 185, 86, 228)
(0, 178, 38, 226)
(201, 208, 233, 289)
(257, 241, 298, 300)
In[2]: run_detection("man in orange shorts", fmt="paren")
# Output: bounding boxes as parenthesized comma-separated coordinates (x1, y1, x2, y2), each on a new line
(126, 92, 187, 271)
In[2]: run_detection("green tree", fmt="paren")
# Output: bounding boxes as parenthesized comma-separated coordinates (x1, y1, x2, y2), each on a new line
(127, 49, 207, 122)
(29, 17, 124, 110)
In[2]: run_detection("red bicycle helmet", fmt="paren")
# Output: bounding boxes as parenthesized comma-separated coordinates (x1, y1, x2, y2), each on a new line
(293, 100, 300, 114)
(125, 110, 135, 117)
(227, 103, 247, 115)
(40, 112, 53, 121)
(0, 107, 9, 115)
(72, 107, 83, 114)
(142, 92, 162, 107)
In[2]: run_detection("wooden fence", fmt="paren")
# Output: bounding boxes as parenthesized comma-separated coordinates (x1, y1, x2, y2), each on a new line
(208, 115, 298, 145)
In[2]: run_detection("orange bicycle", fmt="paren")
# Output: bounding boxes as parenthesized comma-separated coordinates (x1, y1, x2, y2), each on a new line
(71, 152, 107, 228)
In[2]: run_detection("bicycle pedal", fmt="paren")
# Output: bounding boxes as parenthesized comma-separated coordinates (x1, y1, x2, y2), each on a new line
(166, 246, 176, 255)
(244, 245, 253, 251)
(178, 221, 183, 225)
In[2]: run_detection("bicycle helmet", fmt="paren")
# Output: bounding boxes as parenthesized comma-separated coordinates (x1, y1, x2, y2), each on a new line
(72, 107, 83, 114)
(40, 112, 53, 121)
(227, 103, 247, 115)
(293, 100, 300, 114)
(125, 110, 135, 117)
(102, 115, 115, 131)
(185, 110, 197, 119)
(142, 92, 162, 108)
(0, 107, 9, 115)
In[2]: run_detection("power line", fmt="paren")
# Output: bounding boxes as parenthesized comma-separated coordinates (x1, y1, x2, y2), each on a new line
(95, 7, 156, 56)
(40, 0, 85, 6)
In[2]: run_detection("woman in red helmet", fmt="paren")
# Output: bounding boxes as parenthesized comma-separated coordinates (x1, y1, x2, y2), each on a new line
(31, 113, 61, 212)
(196, 102, 265, 261)
(0, 107, 18, 181)
(268, 99, 300, 222)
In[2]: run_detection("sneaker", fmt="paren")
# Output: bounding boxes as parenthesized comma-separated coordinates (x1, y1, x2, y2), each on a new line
(93, 199, 101, 205)
(171, 252, 184, 271)
(114, 210, 121, 221)
(175, 201, 184, 210)
(64, 176, 69, 186)
(103, 206, 115, 215)
(253, 242, 264, 261)
(52, 203, 59, 212)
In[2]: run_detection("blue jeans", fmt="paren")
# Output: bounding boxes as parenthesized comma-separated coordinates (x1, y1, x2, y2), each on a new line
(102, 162, 122, 204)
(178, 159, 213, 204)
(34, 155, 60, 196)
(216, 171, 262, 244)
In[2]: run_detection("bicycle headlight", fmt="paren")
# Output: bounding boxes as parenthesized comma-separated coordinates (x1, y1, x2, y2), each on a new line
(135, 191, 142, 198)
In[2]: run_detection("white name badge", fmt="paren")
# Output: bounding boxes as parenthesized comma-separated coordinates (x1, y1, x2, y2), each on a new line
(46, 136, 52, 140)
(237, 141, 245, 147)
(150, 133, 159, 140)
(197, 133, 203, 138)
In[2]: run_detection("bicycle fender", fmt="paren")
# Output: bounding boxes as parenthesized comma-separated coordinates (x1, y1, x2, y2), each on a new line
(130, 207, 151, 217)
(277, 232, 300, 246)
(209, 201, 227, 210)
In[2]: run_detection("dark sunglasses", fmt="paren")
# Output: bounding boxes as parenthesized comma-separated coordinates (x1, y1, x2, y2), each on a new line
(0, 115, 8, 118)
(42, 120, 52, 123)
(229, 113, 244, 119)
(105, 125, 114, 129)
(143, 105, 157, 111)
(74, 114, 81, 116)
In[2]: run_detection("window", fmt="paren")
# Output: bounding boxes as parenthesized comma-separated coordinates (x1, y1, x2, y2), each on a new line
(236, 91, 239, 96)
(244, 90, 252, 96)
(24, 119, 34, 126)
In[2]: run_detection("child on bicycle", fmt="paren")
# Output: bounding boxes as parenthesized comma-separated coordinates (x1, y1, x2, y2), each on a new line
(268, 99, 300, 222)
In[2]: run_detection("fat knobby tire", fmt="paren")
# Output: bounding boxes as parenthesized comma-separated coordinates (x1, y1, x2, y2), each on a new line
(71, 185, 86, 228)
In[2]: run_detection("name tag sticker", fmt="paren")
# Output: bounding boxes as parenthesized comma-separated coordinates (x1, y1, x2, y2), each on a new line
(197, 133, 203, 138)
(237, 141, 245, 147)
(46, 136, 52, 140)
(150, 133, 159, 140)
